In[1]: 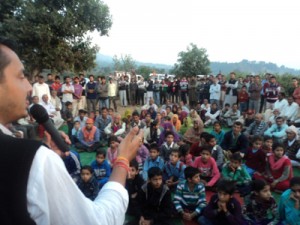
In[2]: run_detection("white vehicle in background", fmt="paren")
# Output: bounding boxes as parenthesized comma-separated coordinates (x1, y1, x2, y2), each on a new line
(149, 73, 176, 82)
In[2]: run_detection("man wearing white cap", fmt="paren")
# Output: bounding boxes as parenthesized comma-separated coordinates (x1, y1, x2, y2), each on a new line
(284, 125, 300, 166)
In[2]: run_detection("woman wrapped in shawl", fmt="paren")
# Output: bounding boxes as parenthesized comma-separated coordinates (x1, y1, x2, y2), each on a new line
(178, 106, 188, 124)
(140, 109, 148, 120)
(158, 122, 180, 146)
(179, 116, 193, 136)
(160, 109, 167, 124)
(148, 106, 157, 120)
(172, 114, 181, 132)
(183, 118, 204, 145)
(122, 108, 132, 121)
(189, 109, 201, 121)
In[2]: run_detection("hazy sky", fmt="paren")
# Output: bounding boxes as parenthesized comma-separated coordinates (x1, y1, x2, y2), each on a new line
(93, 0, 300, 69)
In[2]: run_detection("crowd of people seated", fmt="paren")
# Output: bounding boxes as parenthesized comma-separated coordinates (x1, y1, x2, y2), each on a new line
(7, 71, 300, 225)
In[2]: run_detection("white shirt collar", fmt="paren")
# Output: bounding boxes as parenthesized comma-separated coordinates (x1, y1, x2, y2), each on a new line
(0, 123, 13, 136)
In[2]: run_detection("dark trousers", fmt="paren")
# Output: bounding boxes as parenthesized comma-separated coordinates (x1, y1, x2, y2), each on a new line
(181, 91, 187, 104)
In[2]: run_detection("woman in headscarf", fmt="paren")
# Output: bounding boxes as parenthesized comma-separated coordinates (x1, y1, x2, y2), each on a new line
(179, 116, 193, 136)
(160, 109, 167, 124)
(172, 104, 179, 115)
(144, 120, 161, 146)
(183, 118, 204, 145)
(178, 106, 188, 124)
(158, 122, 180, 146)
(148, 106, 157, 120)
(172, 114, 181, 132)
(140, 109, 148, 120)
(122, 108, 132, 121)
(190, 109, 201, 121)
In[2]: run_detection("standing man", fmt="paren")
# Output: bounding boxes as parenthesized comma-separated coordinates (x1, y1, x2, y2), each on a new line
(79, 73, 87, 110)
(61, 76, 74, 112)
(224, 72, 238, 107)
(72, 76, 83, 117)
(180, 76, 188, 104)
(98, 76, 109, 109)
(118, 76, 128, 107)
(86, 75, 98, 114)
(264, 75, 281, 110)
(129, 77, 138, 106)
(32, 75, 51, 103)
(153, 78, 161, 106)
(108, 77, 118, 112)
(0, 37, 144, 225)
(209, 77, 221, 107)
(45, 73, 54, 86)
(292, 77, 300, 106)
(248, 75, 262, 114)
(146, 78, 154, 104)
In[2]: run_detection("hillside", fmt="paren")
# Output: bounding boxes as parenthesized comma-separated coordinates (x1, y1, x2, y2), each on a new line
(95, 53, 300, 75)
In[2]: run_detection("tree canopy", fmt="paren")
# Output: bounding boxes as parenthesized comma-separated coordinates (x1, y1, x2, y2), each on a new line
(0, 0, 112, 75)
(113, 54, 136, 72)
(172, 43, 211, 76)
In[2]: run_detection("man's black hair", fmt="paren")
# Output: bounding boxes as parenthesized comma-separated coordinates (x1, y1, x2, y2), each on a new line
(129, 159, 139, 170)
(81, 165, 93, 174)
(217, 179, 236, 195)
(184, 166, 200, 180)
(96, 149, 106, 157)
(0, 37, 17, 82)
(148, 167, 163, 179)
(290, 176, 300, 187)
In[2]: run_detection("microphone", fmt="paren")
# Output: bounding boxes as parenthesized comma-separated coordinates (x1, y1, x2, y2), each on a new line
(30, 104, 69, 152)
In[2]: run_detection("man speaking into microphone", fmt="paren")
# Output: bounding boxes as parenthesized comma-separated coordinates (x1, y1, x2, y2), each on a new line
(0, 38, 143, 225)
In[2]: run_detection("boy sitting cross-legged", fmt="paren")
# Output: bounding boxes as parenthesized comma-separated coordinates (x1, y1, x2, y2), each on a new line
(142, 143, 165, 181)
(138, 167, 173, 225)
(198, 179, 246, 225)
(173, 166, 207, 222)
(164, 149, 186, 191)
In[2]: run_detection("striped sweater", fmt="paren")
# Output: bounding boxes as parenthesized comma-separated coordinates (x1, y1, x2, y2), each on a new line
(173, 180, 206, 215)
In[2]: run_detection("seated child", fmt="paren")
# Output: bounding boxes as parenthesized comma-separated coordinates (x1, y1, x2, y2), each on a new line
(142, 143, 165, 181)
(179, 144, 193, 166)
(261, 136, 273, 154)
(76, 165, 99, 201)
(160, 131, 179, 162)
(243, 136, 266, 176)
(173, 167, 206, 221)
(63, 150, 81, 183)
(278, 176, 300, 225)
(198, 179, 246, 225)
(71, 121, 81, 145)
(205, 134, 224, 170)
(253, 143, 293, 191)
(210, 121, 225, 146)
(192, 145, 220, 188)
(136, 138, 149, 166)
(90, 149, 111, 189)
(164, 149, 186, 191)
(189, 132, 210, 157)
(243, 179, 278, 225)
(107, 135, 119, 165)
(222, 152, 251, 196)
(138, 167, 173, 225)
(126, 159, 145, 222)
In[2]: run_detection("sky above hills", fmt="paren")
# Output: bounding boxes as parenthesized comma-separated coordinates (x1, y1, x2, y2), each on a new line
(92, 0, 300, 69)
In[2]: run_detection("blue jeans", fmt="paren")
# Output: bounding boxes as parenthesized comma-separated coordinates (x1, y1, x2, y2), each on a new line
(153, 91, 160, 106)
(239, 102, 247, 113)
(99, 98, 109, 110)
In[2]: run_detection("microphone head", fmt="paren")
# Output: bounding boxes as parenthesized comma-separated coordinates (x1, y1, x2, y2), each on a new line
(30, 104, 49, 124)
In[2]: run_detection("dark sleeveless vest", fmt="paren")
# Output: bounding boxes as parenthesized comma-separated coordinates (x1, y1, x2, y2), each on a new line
(0, 131, 42, 225)
(226, 79, 238, 96)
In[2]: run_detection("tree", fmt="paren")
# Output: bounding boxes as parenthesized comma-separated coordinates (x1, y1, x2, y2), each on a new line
(0, 0, 112, 75)
(172, 43, 211, 77)
(113, 54, 136, 72)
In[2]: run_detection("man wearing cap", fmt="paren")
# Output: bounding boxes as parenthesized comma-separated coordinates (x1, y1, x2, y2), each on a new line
(75, 118, 100, 152)
(32, 75, 51, 103)
(284, 125, 300, 167)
